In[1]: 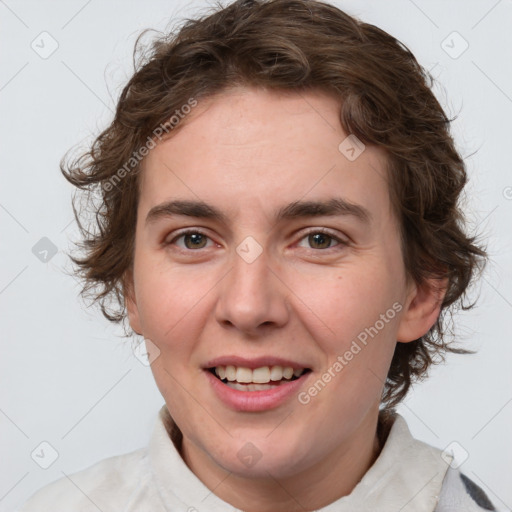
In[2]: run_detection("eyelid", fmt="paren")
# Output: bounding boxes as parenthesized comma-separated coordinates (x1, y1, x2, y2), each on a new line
(295, 227, 348, 249)
(165, 226, 349, 252)
(299, 226, 347, 241)
(165, 228, 215, 248)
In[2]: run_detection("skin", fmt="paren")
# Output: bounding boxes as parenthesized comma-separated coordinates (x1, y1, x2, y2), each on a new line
(125, 86, 446, 511)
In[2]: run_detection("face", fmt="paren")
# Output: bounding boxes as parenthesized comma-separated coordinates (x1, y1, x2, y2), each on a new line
(126, 87, 438, 482)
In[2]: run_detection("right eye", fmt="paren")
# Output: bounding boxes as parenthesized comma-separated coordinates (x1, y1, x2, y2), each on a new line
(166, 229, 215, 251)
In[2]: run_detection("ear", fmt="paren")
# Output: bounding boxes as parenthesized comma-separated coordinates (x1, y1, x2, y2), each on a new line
(123, 269, 143, 336)
(396, 276, 448, 343)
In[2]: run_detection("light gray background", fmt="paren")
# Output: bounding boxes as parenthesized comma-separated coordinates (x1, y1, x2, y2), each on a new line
(1, 0, 511, 510)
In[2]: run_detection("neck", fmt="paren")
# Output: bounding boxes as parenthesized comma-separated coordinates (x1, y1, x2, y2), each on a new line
(167, 406, 390, 512)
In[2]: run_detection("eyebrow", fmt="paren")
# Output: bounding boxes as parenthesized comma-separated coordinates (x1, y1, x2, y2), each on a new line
(145, 197, 372, 227)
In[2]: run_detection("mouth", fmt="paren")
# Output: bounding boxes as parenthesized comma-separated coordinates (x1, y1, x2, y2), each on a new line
(202, 356, 314, 411)
(206, 365, 312, 392)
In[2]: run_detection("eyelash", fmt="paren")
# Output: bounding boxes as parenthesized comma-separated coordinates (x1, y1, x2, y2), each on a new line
(166, 228, 348, 253)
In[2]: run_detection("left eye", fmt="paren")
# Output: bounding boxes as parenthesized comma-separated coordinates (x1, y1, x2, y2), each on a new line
(297, 230, 345, 250)
(167, 229, 346, 251)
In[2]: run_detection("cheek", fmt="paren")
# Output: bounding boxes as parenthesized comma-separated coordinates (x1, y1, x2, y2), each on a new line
(134, 256, 204, 329)
(294, 265, 400, 347)
(290, 265, 403, 405)
(133, 258, 222, 373)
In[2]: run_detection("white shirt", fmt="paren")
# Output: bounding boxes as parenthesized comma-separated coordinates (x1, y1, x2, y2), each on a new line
(17, 404, 495, 511)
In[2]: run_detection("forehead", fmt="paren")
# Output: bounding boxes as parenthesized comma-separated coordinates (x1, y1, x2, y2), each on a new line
(138, 87, 393, 230)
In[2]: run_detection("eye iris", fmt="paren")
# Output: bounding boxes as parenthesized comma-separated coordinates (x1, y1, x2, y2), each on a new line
(309, 232, 331, 249)
(180, 232, 335, 250)
(184, 233, 207, 249)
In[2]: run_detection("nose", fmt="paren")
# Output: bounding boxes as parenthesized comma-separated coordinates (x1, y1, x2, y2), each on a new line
(214, 242, 290, 336)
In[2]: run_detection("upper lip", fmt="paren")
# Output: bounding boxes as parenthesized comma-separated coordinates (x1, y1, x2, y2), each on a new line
(203, 355, 310, 370)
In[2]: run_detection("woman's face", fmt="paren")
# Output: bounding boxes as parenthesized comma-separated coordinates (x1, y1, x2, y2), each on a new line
(126, 87, 433, 484)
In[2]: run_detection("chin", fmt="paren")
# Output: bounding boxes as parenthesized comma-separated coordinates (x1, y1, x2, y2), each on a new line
(226, 452, 306, 479)
(204, 434, 313, 480)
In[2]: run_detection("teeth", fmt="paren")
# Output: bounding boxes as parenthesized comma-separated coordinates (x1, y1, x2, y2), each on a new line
(283, 367, 293, 379)
(226, 382, 282, 392)
(236, 367, 252, 383)
(252, 366, 270, 383)
(214, 365, 306, 384)
(225, 365, 236, 381)
(269, 366, 283, 381)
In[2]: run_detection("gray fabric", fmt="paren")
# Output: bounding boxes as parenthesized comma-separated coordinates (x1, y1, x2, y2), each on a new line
(16, 405, 495, 512)
(434, 466, 496, 511)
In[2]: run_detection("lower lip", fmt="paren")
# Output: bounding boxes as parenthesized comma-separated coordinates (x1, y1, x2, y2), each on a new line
(204, 370, 311, 412)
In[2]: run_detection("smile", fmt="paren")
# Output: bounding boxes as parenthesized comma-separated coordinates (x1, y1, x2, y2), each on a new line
(210, 365, 309, 391)
(204, 364, 312, 411)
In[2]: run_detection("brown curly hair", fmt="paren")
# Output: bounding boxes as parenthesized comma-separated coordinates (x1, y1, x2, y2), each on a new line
(61, 0, 487, 410)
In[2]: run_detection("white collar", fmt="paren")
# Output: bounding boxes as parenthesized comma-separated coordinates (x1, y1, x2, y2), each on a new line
(148, 404, 450, 511)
